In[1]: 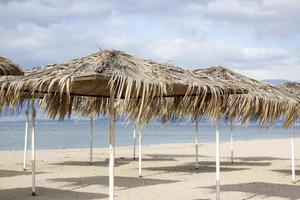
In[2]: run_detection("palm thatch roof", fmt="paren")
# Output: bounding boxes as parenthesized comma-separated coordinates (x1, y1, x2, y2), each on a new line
(0, 56, 24, 113)
(278, 82, 300, 120)
(279, 82, 300, 96)
(0, 50, 246, 125)
(193, 66, 300, 126)
(0, 56, 24, 76)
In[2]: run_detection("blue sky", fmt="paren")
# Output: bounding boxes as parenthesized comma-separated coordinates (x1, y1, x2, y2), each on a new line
(0, 0, 299, 81)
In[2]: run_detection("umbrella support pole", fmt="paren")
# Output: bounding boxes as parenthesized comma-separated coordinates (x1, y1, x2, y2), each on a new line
(23, 101, 30, 171)
(31, 100, 36, 196)
(230, 119, 234, 164)
(291, 124, 296, 183)
(133, 128, 137, 160)
(138, 129, 142, 178)
(216, 115, 220, 200)
(89, 117, 94, 165)
(195, 118, 199, 169)
(108, 92, 116, 200)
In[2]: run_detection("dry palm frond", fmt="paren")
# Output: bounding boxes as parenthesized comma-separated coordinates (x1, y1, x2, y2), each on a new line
(194, 66, 300, 127)
(1, 50, 245, 126)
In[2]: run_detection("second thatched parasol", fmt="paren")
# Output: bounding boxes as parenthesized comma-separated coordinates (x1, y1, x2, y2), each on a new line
(279, 81, 300, 183)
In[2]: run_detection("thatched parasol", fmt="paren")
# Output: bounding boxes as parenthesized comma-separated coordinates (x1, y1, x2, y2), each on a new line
(0, 57, 34, 180)
(0, 50, 247, 199)
(279, 82, 300, 96)
(0, 56, 24, 76)
(194, 66, 300, 126)
(194, 67, 300, 199)
(0, 56, 24, 111)
(278, 81, 300, 183)
(2, 50, 246, 123)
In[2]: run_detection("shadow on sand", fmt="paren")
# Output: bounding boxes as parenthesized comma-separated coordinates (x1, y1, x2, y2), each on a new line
(53, 156, 177, 167)
(0, 170, 43, 178)
(119, 157, 177, 162)
(144, 163, 249, 174)
(0, 187, 107, 200)
(50, 175, 179, 189)
(272, 169, 300, 176)
(199, 161, 271, 167)
(52, 158, 130, 167)
(202, 182, 300, 200)
(235, 156, 288, 162)
(145, 153, 208, 159)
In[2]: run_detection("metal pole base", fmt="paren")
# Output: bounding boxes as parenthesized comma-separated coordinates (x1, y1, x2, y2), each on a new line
(32, 191, 36, 196)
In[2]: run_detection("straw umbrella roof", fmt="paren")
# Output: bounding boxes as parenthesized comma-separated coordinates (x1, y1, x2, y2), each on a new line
(0, 56, 24, 112)
(279, 82, 300, 96)
(1, 50, 246, 124)
(278, 82, 300, 120)
(193, 66, 300, 126)
(0, 56, 24, 76)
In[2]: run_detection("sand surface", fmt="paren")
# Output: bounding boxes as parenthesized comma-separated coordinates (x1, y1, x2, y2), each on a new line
(0, 138, 299, 200)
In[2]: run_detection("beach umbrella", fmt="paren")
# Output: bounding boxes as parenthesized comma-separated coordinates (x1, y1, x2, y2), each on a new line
(0, 50, 245, 200)
(0, 56, 24, 111)
(279, 82, 300, 183)
(0, 56, 31, 171)
(194, 67, 300, 160)
(193, 67, 300, 199)
(0, 56, 24, 76)
(194, 67, 300, 126)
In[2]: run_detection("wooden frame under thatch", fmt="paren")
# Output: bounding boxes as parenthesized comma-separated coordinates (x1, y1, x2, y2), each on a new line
(194, 66, 300, 127)
(1, 50, 246, 124)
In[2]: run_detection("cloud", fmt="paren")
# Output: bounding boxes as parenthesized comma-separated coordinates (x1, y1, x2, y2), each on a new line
(0, 0, 299, 81)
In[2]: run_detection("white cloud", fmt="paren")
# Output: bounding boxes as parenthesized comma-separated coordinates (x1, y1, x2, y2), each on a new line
(0, 0, 299, 81)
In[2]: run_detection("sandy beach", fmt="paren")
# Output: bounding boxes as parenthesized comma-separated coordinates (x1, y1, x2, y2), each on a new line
(0, 138, 299, 200)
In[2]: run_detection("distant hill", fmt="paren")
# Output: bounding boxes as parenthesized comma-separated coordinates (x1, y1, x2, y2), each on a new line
(262, 79, 290, 85)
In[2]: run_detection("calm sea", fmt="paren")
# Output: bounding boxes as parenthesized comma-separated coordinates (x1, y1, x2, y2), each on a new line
(0, 119, 298, 150)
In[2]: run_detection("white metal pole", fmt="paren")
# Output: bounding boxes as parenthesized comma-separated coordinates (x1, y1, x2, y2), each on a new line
(23, 101, 30, 171)
(89, 117, 94, 165)
(230, 119, 234, 164)
(31, 99, 36, 196)
(216, 114, 220, 200)
(291, 123, 296, 183)
(138, 128, 142, 177)
(133, 127, 137, 160)
(195, 118, 199, 169)
(109, 93, 116, 200)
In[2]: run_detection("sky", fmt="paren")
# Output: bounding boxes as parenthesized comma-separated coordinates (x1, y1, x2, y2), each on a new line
(0, 0, 299, 81)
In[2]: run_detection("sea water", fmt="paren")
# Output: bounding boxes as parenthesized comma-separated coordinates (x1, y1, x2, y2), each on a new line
(0, 119, 298, 150)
